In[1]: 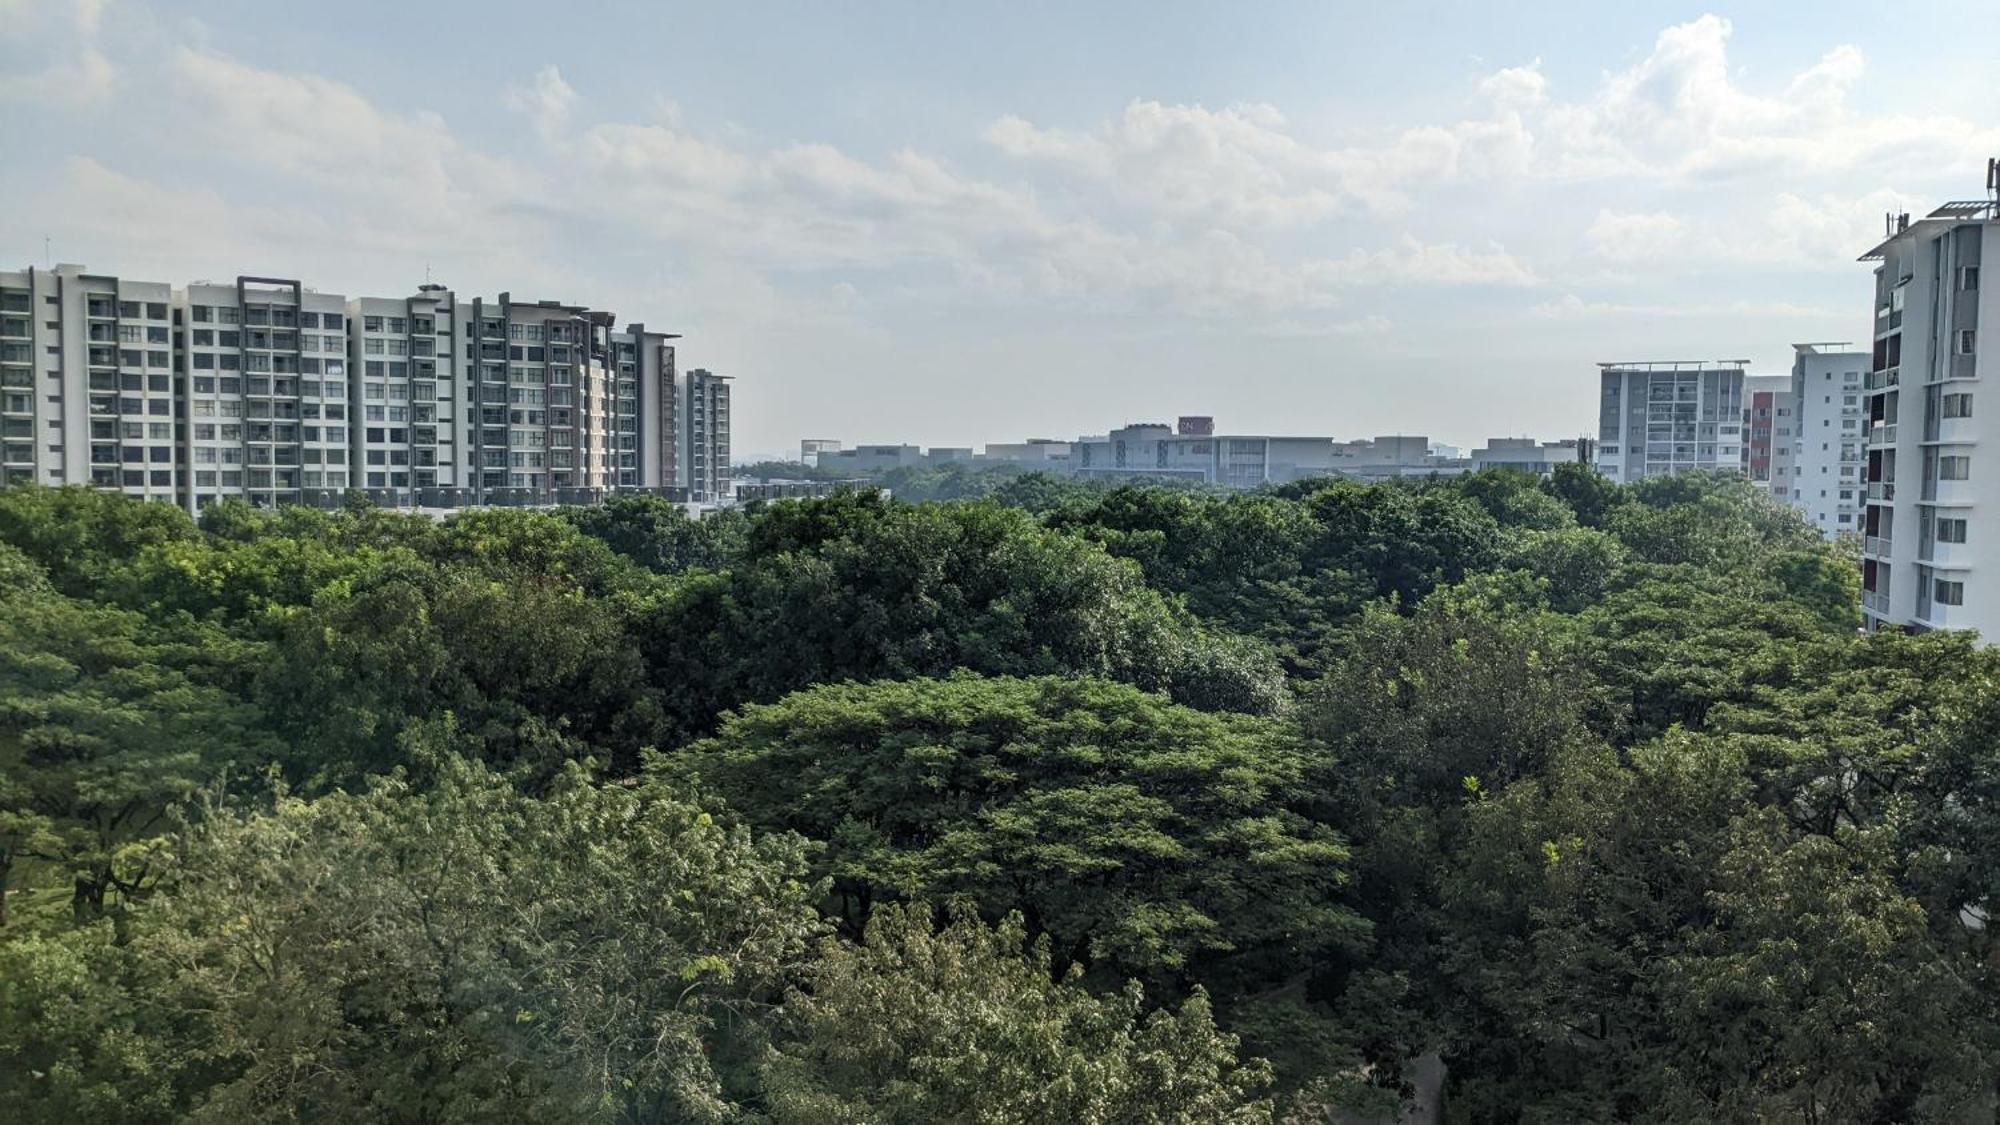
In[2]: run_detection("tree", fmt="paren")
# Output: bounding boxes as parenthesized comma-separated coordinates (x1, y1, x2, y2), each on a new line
(0, 575, 269, 923)
(1541, 462, 1623, 528)
(641, 499, 1287, 742)
(1655, 814, 1994, 1123)
(1, 757, 828, 1124)
(761, 904, 1275, 1124)
(561, 495, 746, 576)
(667, 675, 1366, 1088)
(0, 485, 195, 598)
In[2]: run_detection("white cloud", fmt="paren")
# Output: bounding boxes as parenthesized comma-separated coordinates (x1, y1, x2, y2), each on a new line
(1498, 15, 1996, 180)
(1585, 210, 1688, 261)
(508, 65, 578, 143)
(1531, 293, 1835, 319)
(0, 0, 116, 106)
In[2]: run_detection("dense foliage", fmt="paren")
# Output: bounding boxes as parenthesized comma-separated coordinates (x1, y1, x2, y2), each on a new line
(2, 467, 1993, 1123)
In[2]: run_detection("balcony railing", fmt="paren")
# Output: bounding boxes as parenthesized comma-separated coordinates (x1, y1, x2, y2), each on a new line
(1862, 590, 1890, 615)
(1865, 535, 1890, 557)
(1867, 422, 1897, 446)
(1866, 480, 1896, 501)
(1865, 368, 1900, 390)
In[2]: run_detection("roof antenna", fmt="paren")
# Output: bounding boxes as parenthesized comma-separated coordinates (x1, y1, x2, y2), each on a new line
(1988, 156, 1998, 201)
(43, 236, 50, 269)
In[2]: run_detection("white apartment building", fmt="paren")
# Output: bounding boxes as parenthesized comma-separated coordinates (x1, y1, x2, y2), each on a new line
(0, 266, 177, 499)
(1743, 374, 1798, 504)
(681, 367, 732, 503)
(179, 277, 352, 509)
(1, 264, 724, 511)
(1859, 196, 1997, 637)
(1594, 361, 1748, 484)
(1788, 343, 1867, 537)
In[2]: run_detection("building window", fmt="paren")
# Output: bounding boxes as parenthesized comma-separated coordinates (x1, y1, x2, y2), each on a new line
(1935, 578, 1965, 606)
(1940, 455, 1972, 480)
(1938, 517, 1968, 543)
(1963, 265, 1980, 290)
(1959, 330, 1977, 355)
(1943, 392, 1973, 418)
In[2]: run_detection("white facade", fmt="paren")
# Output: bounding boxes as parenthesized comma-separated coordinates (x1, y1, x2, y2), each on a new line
(1788, 343, 1868, 537)
(1, 265, 177, 499)
(1859, 201, 1998, 638)
(1594, 361, 1748, 483)
(681, 367, 731, 503)
(1471, 437, 1583, 474)
(1743, 374, 1797, 505)
(3, 263, 715, 510)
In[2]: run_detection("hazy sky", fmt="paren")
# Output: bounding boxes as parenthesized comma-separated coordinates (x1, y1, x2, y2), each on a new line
(4, 2, 1997, 457)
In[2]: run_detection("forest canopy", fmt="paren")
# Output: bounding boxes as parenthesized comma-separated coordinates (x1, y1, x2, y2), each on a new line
(3, 468, 1994, 1124)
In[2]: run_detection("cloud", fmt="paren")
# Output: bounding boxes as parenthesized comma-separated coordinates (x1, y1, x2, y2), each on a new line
(1586, 210, 1688, 261)
(508, 65, 578, 143)
(983, 97, 1534, 222)
(0, 0, 116, 106)
(1498, 15, 1996, 180)
(1531, 293, 1836, 319)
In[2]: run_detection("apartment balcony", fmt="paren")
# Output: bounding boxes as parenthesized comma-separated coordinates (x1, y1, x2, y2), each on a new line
(1866, 422, 1897, 447)
(1864, 535, 1890, 557)
(1866, 480, 1896, 501)
(1862, 590, 1891, 615)
(1864, 368, 1900, 391)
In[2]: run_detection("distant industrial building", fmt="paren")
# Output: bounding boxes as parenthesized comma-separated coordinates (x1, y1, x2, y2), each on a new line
(1470, 437, 1586, 474)
(799, 438, 842, 466)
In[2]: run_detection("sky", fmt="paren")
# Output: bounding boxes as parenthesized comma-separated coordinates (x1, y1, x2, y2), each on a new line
(3, 2, 1998, 459)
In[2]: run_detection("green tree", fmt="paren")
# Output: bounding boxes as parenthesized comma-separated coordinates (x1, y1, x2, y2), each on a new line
(761, 904, 1274, 1124)
(561, 495, 747, 576)
(642, 499, 1287, 741)
(668, 675, 1366, 1088)
(1, 757, 827, 1124)
(0, 484, 195, 598)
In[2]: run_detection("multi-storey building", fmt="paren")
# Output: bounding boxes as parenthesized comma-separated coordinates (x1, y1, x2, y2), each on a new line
(1788, 343, 1868, 537)
(1470, 437, 1586, 474)
(1, 265, 177, 498)
(1594, 361, 1748, 483)
(1, 263, 729, 510)
(682, 367, 732, 503)
(1743, 374, 1797, 504)
(179, 278, 353, 509)
(1859, 195, 1997, 636)
(615, 324, 681, 490)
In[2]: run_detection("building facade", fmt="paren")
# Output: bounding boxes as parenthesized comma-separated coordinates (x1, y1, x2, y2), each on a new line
(681, 367, 731, 503)
(0, 263, 723, 511)
(1859, 199, 1997, 636)
(1594, 361, 1748, 484)
(1788, 343, 1868, 537)
(1470, 437, 1585, 474)
(1743, 374, 1798, 504)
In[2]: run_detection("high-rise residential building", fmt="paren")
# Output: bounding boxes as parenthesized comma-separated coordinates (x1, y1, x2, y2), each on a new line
(1859, 193, 1997, 636)
(1788, 343, 1868, 537)
(1, 266, 178, 497)
(1, 263, 726, 510)
(682, 367, 732, 503)
(179, 276, 353, 508)
(616, 323, 680, 490)
(1743, 374, 1797, 504)
(1594, 361, 1749, 483)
